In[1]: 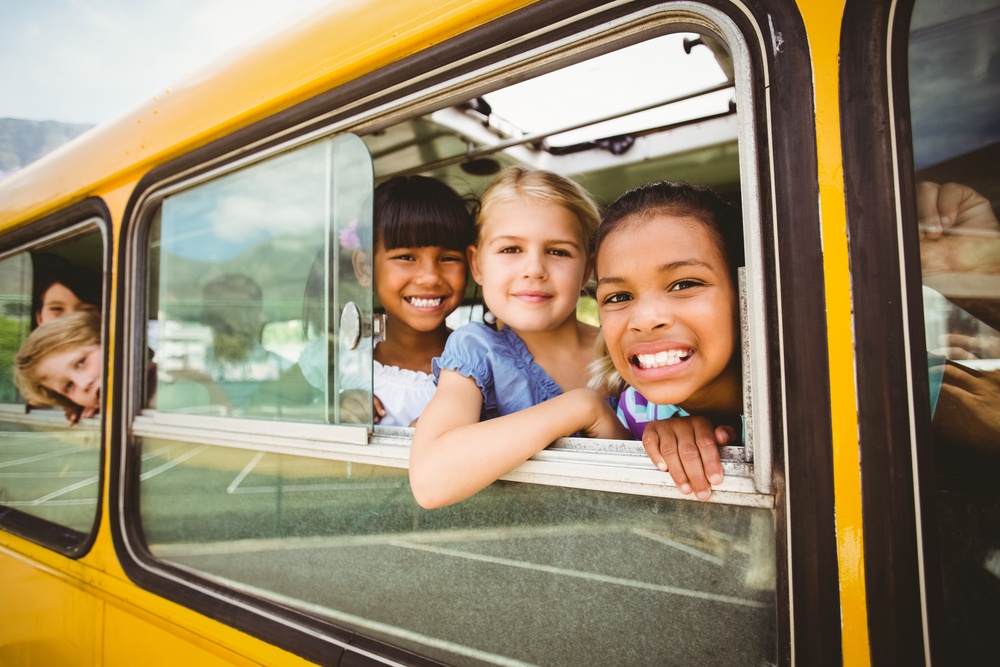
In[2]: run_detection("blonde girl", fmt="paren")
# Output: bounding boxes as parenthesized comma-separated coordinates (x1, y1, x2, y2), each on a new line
(410, 167, 629, 508)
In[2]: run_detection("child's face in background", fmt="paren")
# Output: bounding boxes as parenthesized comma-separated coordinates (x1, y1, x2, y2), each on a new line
(36, 282, 100, 325)
(37, 343, 102, 409)
(596, 214, 738, 412)
(373, 242, 468, 334)
(469, 200, 591, 334)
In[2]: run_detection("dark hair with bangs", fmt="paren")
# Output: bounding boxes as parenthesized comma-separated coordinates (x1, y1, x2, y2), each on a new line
(32, 264, 102, 327)
(595, 181, 744, 280)
(374, 176, 475, 251)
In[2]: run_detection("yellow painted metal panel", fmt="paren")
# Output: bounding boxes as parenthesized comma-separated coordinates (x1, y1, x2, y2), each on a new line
(797, 1, 869, 664)
(0, 548, 102, 666)
(0, 538, 318, 667)
(103, 604, 310, 667)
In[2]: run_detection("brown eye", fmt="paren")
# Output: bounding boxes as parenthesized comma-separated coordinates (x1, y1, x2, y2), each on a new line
(669, 279, 704, 291)
(601, 292, 632, 305)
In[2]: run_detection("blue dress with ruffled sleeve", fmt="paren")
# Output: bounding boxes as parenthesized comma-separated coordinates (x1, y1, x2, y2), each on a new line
(432, 323, 562, 420)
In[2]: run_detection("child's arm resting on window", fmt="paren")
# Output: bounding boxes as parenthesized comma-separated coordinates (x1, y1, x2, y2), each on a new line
(410, 371, 629, 509)
(641, 416, 733, 502)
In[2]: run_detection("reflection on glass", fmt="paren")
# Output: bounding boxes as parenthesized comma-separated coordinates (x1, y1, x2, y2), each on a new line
(0, 421, 100, 531)
(0, 252, 32, 404)
(140, 437, 776, 667)
(909, 0, 1000, 660)
(910, 1, 1000, 462)
(332, 134, 375, 426)
(148, 135, 374, 425)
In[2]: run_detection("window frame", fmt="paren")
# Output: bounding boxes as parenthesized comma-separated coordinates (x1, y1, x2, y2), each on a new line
(111, 1, 838, 664)
(0, 198, 110, 558)
(123, 5, 771, 507)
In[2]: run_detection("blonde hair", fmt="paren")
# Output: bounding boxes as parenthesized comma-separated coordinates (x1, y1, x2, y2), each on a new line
(476, 167, 600, 254)
(14, 311, 101, 410)
(587, 330, 625, 395)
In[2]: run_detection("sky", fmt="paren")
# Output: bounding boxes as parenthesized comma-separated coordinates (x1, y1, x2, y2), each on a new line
(0, 0, 329, 126)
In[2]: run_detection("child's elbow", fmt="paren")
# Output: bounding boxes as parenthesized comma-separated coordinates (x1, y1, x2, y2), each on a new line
(408, 468, 452, 509)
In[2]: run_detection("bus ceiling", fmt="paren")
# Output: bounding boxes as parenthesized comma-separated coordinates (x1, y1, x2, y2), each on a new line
(366, 31, 739, 200)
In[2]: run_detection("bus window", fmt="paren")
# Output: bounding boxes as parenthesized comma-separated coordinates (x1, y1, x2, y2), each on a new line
(0, 223, 104, 544)
(142, 134, 373, 425)
(362, 29, 769, 498)
(124, 8, 778, 665)
(907, 0, 1000, 659)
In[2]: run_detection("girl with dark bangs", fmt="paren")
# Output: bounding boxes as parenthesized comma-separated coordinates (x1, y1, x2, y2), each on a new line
(366, 175, 476, 426)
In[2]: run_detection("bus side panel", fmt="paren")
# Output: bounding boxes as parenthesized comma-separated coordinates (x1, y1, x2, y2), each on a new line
(102, 604, 263, 667)
(0, 550, 102, 666)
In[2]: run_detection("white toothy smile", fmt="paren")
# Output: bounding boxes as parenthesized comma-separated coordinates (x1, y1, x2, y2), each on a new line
(632, 349, 694, 369)
(405, 296, 444, 308)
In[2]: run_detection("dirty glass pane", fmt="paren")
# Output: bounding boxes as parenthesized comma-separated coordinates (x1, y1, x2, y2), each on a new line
(0, 252, 32, 403)
(147, 135, 373, 424)
(908, 0, 1000, 660)
(0, 244, 102, 533)
(140, 439, 776, 667)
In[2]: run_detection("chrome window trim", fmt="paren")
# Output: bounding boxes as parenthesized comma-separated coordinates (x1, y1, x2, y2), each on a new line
(132, 415, 769, 507)
(0, 217, 105, 262)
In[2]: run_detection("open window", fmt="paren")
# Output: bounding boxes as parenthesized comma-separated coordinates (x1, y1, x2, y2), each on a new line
(0, 219, 105, 551)
(363, 27, 769, 502)
(123, 5, 777, 666)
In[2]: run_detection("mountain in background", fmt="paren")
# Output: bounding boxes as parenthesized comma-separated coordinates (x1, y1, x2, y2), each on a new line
(0, 118, 94, 181)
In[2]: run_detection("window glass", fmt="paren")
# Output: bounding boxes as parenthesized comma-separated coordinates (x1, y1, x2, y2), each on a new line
(0, 228, 104, 535)
(146, 134, 373, 424)
(0, 252, 32, 403)
(132, 17, 776, 665)
(141, 442, 776, 666)
(908, 0, 1000, 659)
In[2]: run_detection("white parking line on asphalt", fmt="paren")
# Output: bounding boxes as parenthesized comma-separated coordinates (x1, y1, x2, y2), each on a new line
(142, 445, 176, 460)
(4, 498, 96, 506)
(631, 527, 725, 566)
(139, 446, 208, 481)
(192, 573, 544, 667)
(227, 451, 265, 493)
(388, 540, 768, 609)
(228, 482, 403, 494)
(30, 476, 99, 504)
(0, 471, 96, 477)
(0, 447, 81, 468)
(0, 432, 91, 447)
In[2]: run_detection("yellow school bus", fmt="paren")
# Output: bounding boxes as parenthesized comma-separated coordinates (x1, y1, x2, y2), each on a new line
(1, 0, 997, 664)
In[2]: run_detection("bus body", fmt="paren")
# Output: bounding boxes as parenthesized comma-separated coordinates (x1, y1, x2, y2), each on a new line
(0, 0, 997, 665)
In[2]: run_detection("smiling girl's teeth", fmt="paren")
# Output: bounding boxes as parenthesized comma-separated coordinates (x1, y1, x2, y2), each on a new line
(634, 349, 692, 369)
(407, 297, 443, 307)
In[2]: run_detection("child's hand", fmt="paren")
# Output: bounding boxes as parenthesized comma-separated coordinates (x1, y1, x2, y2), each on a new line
(339, 390, 384, 424)
(566, 388, 631, 440)
(64, 405, 83, 426)
(641, 416, 733, 501)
